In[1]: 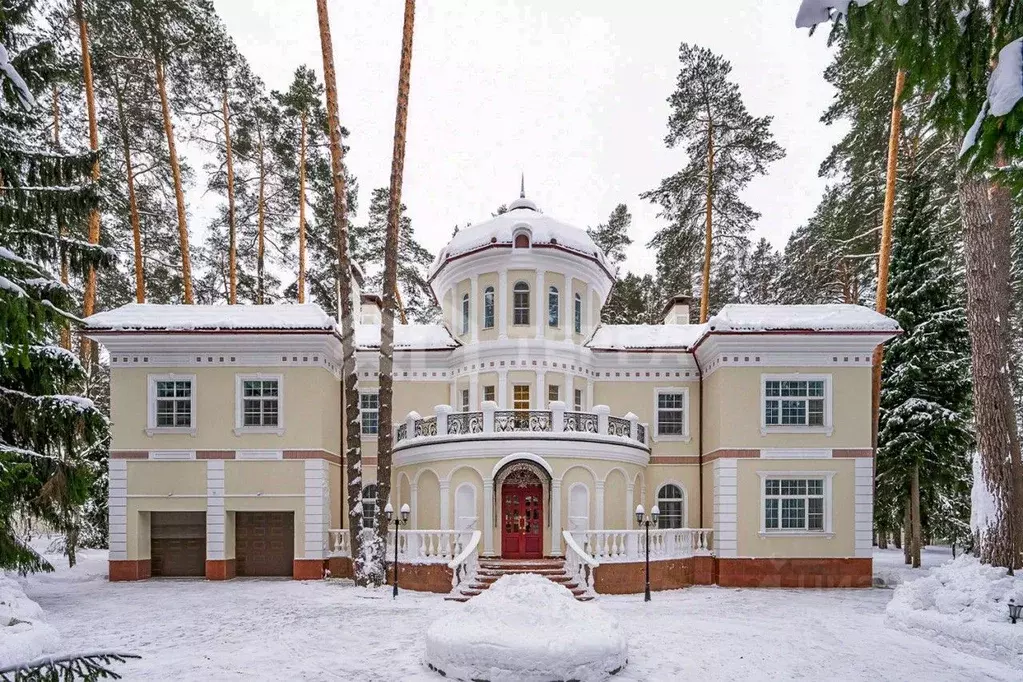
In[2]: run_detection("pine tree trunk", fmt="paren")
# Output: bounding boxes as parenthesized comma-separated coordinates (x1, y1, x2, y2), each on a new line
(911, 462, 922, 568)
(871, 69, 905, 450)
(297, 111, 307, 304)
(154, 53, 193, 304)
(114, 79, 145, 303)
(699, 121, 714, 324)
(878, 530, 888, 550)
(76, 0, 101, 351)
(223, 87, 238, 305)
(256, 127, 266, 305)
(53, 84, 70, 351)
(375, 0, 416, 561)
(960, 171, 1023, 570)
(893, 524, 902, 549)
(317, 0, 366, 583)
(903, 503, 912, 565)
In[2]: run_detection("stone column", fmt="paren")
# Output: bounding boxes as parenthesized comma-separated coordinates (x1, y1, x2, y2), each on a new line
(498, 370, 508, 409)
(550, 400, 566, 432)
(482, 400, 497, 432)
(626, 483, 635, 530)
(550, 478, 563, 556)
(434, 404, 451, 435)
(483, 477, 495, 556)
(594, 480, 605, 531)
(470, 275, 479, 344)
(594, 404, 610, 435)
(498, 270, 508, 340)
(565, 374, 574, 410)
(439, 480, 451, 530)
(536, 370, 546, 409)
(586, 378, 594, 410)
(411, 483, 419, 528)
(535, 270, 546, 340)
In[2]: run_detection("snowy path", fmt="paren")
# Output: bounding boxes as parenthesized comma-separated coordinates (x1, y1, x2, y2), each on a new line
(16, 548, 1018, 681)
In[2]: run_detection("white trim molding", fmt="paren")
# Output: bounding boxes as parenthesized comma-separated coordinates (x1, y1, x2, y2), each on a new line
(233, 373, 285, 436)
(713, 459, 738, 558)
(652, 386, 691, 443)
(146, 373, 197, 436)
(236, 450, 284, 461)
(148, 450, 196, 461)
(854, 458, 874, 558)
(206, 460, 226, 561)
(108, 460, 128, 561)
(759, 448, 833, 459)
(756, 470, 837, 537)
(759, 373, 834, 436)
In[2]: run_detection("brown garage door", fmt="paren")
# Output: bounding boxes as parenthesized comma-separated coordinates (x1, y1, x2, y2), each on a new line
(151, 511, 205, 577)
(235, 512, 294, 577)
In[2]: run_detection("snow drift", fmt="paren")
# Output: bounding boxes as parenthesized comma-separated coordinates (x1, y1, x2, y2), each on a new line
(0, 574, 60, 668)
(425, 573, 627, 681)
(886, 556, 1023, 670)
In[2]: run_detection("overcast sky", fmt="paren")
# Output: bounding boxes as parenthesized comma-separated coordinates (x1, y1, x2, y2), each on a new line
(211, 0, 842, 277)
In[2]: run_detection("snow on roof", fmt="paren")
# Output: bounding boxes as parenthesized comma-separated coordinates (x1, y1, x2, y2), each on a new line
(587, 304, 899, 351)
(430, 202, 609, 278)
(354, 324, 459, 350)
(84, 303, 335, 331)
(708, 304, 901, 333)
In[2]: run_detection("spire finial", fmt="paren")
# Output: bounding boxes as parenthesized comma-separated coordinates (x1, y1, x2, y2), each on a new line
(520, 172, 525, 198)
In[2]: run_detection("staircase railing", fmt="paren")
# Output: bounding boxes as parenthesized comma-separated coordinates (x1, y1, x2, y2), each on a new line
(562, 530, 599, 594)
(579, 528, 714, 562)
(328, 529, 350, 557)
(447, 530, 482, 592)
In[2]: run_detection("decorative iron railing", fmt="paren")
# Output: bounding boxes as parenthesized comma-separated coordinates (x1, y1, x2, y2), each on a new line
(494, 410, 552, 433)
(396, 423, 407, 441)
(636, 423, 646, 444)
(606, 416, 631, 438)
(564, 411, 598, 433)
(447, 411, 484, 435)
(414, 416, 437, 438)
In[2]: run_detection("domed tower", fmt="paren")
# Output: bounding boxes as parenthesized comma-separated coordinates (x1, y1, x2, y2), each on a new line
(428, 187, 615, 347)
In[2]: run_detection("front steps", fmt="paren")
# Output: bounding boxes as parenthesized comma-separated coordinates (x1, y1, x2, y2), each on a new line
(445, 558, 594, 602)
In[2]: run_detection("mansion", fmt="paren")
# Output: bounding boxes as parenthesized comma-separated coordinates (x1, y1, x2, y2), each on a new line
(85, 191, 899, 593)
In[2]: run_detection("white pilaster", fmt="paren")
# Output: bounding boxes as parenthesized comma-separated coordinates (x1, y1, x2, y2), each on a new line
(206, 460, 226, 561)
(582, 285, 591, 336)
(625, 483, 635, 530)
(108, 460, 128, 560)
(483, 478, 495, 556)
(550, 478, 562, 556)
(469, 374, 479, 410)
(854, 458, 874, 558)
(304, 459, 329, 559)
(535, 270, 546, 340)
(713, 458, 738, 558)
(449, 381, 457, 408)
(595, 480, 605, 531)
(411, 483, 419, 528)
(439, 480, 451, 530)
(586, 379, 593, 410)
(498, 270, 508, 340)
(470, 275, 479, 344)
(565, 374, 574, 410)
(536, 370, 546, 409)
(498, 370, 508, 409)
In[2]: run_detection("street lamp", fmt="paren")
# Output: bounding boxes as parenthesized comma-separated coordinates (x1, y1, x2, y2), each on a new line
(635, 504, 660, 602)
(385, 501, 411, 599)
(1010, 599, 1022, 624)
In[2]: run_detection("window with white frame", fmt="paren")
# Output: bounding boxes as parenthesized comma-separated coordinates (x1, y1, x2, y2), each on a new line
(513, 385, 530, 411)
(574, 293, 582, 334)
(657, 484, 685, 529)
(235, 375, 282, 431)
(362, 484, 378, 529)
(483, 385, 495, 403)
(483, 287, 495, 329)
(548, 384, 559, 404)
(513, 281, 530, 325)
(461, 388, 470, 412)
(574, 388, 583, 411)
(360, 392, 379, 435)
(763, 477, 826, 532)
(763, 376, 829, 429)
(148, 374, 196, 432)
(655, 389, 687, 437)
(461, 293, 470, 334)
(548, 286, 559, 327)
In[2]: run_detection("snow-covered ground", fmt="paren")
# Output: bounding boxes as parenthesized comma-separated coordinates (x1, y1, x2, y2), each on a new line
(872, 545, 954, 586)
(4, 546, 1020, 681)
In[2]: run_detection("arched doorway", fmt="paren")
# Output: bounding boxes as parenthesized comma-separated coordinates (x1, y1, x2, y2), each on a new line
(499, 464, 545, 559)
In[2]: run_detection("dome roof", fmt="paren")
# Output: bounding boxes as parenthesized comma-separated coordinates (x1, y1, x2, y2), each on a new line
(429, 194, 611, 279)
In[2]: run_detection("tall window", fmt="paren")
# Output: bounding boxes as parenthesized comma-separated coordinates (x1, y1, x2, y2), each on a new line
(513, 282, 530, 325)
(548, 384, 559, 404)
(764, 478, 825, 531)
(548, 286, 560, 327)
(154, 379, 193, 428)
(461, 389, 470, 412)
(574, 389, 583, 411)
(241, 378, 280, 427)
(513, 385, 530, 411)
(360, 392, 379, 435)
(764, 379, 826, 427)
(483, 287, 495, 329)
(656, 390, 687, 436)
(461, 293, 470, 335)
(657, 484, 685, 529)
(483, 385, 496, 403)
(574, 293, 582, 334)
(362, 484, 378, 529)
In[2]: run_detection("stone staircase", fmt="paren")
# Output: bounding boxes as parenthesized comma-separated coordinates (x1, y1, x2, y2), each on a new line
(445, 558, 593, 603)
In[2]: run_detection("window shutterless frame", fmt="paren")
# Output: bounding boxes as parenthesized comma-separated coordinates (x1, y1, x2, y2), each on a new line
(513, 281, 530, 325)
(360, 391, 380, 437)
(653, 387, 690, 441)
(756, 470, 836, 536)
(146, 374, 197, 436)
(234, 374, 284, 435)
(760, 374, 833, 435)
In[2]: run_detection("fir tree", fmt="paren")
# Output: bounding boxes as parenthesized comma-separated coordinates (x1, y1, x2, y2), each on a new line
(587, 203, 632, 266)
(602, 272, 662, 325)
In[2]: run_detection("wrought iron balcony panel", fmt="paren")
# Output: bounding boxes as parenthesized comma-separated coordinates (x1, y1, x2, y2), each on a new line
(447, 411, 484, 435)
(564, 411, 598, 434)
(607, 416, 630, 438)
(415, 416, 438, 438)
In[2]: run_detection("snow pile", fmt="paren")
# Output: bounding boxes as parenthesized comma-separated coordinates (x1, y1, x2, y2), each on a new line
(962, 39, 1023, 156)
(885, 556, 1023, 669)
(425, 574, 627, 681)
(84, 303, 335, 331)
(795, 0, 875, 29)
(0, 574, 60, 668)
(709, 303, 901, 333)
(587, 323, 707, 350)
(354, 323, 458, 350)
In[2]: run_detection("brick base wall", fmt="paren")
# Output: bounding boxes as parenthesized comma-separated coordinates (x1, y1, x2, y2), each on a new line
(293, 559, 327, 580)
(692, 555, 717, 585)
(327, 557, 353, 579)
(717, 558, 872, 588)
(594, 558, 695, 594)
(109, 559, 151, 582)
(387, 563, 453, 593)
(205, 559, 236, 580)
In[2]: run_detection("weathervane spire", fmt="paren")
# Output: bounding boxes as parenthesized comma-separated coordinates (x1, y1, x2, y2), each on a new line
(520, 172, 525, 198)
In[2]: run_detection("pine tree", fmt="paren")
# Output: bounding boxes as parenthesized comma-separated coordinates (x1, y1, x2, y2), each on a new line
(1, 1, 109, 572)
(602, 272, 663, 325)
(643, 43, 784, 322)
(738, 238, 780, 304)
(587, 203, 632, 266)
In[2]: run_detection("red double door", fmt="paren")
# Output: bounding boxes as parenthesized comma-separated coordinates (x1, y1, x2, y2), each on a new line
(502, 484, 543, 559)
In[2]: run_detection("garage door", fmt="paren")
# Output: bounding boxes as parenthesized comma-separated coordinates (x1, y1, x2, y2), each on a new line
(235, 512, 294, 577)
(151, 511, 206, 577)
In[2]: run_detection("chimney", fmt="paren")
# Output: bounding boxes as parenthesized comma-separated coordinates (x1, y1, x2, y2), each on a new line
(360, 294, 383, 325)
(661, 294, 693, 325)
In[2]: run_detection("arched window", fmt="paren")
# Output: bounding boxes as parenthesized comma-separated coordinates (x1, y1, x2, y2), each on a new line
(657, 484, 685, 529)
(548, 286, 560, 327)
(574, 293, 582, 334)
(514, 233, 530, 248)
(483, 287, 495, 329)
(362, 484, 378, 529)
(513, 281, 530, 325)
(568, 483, 589, 531)
(461, 293, 470, 335)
